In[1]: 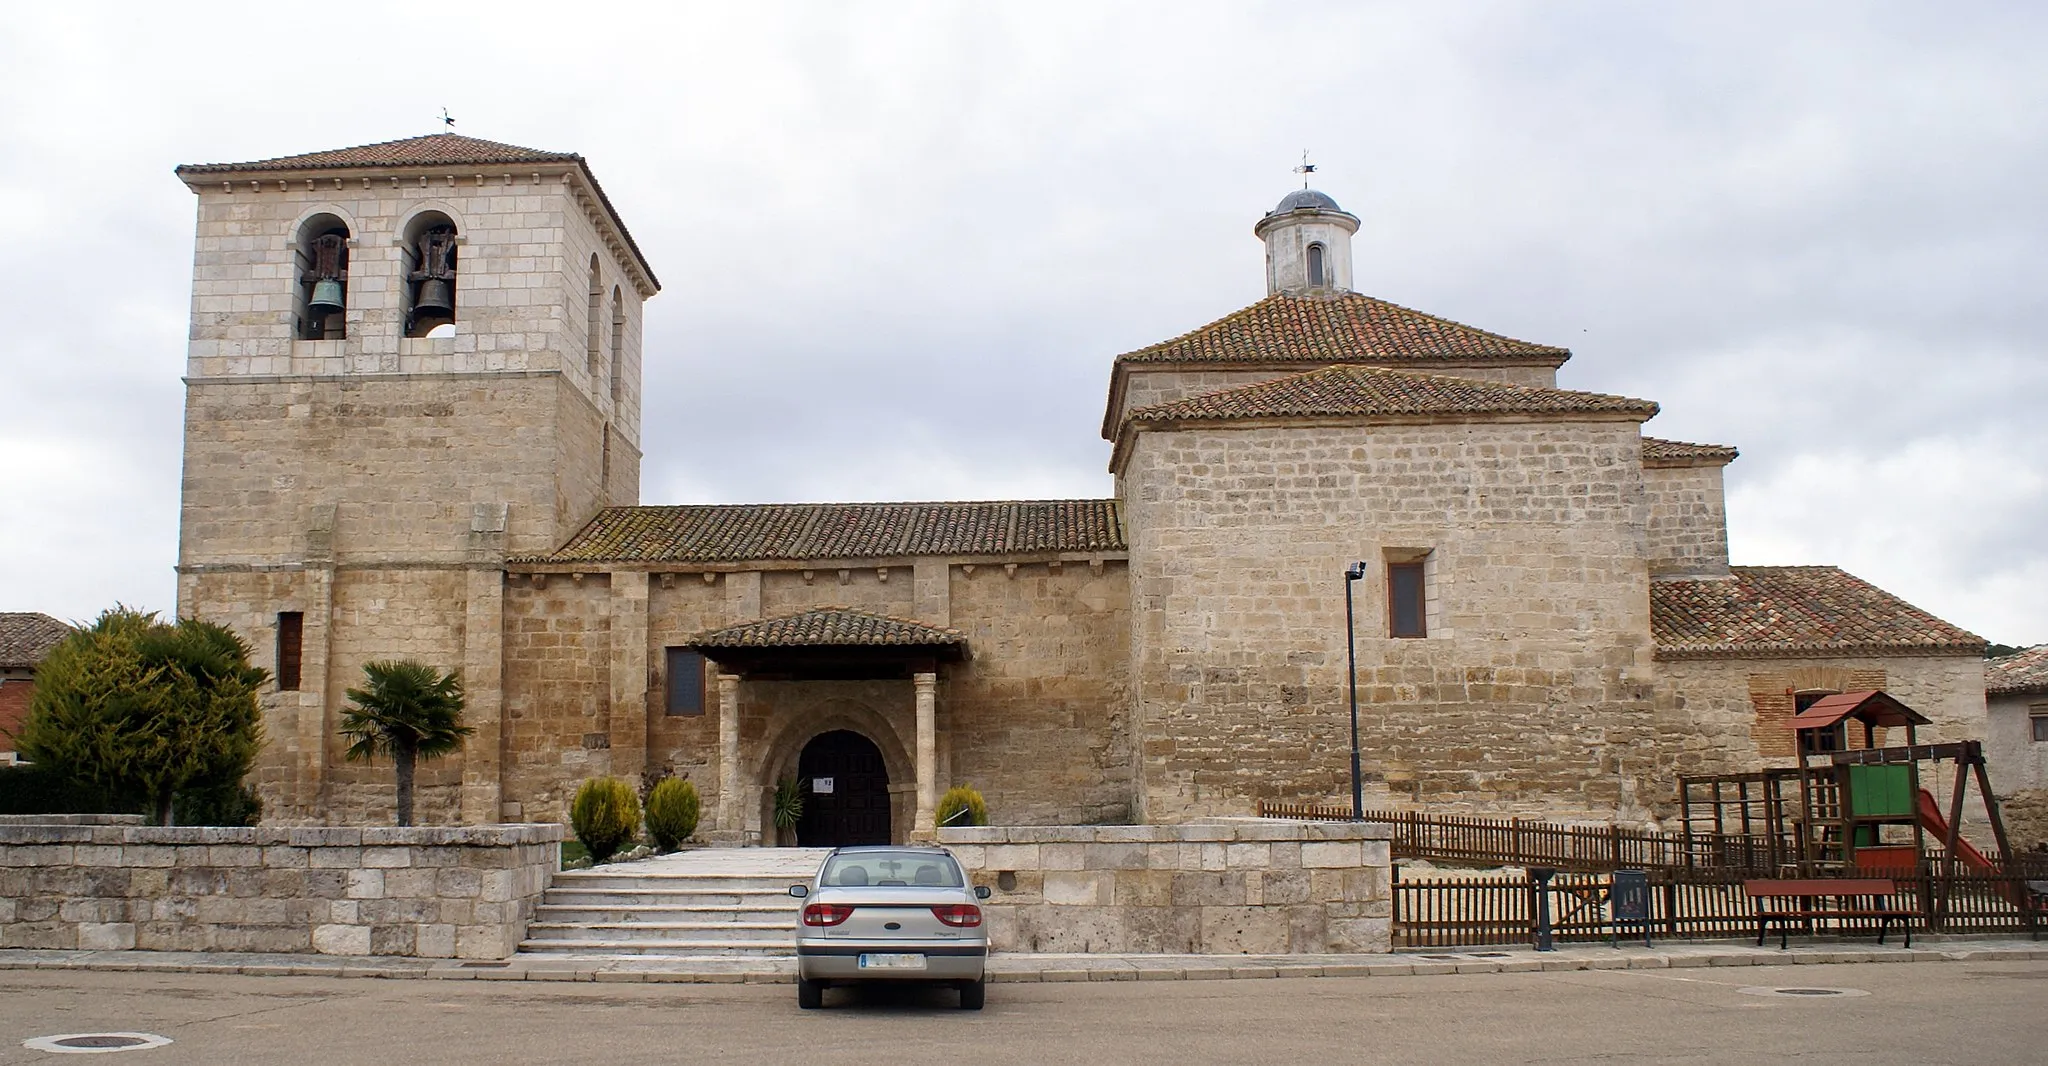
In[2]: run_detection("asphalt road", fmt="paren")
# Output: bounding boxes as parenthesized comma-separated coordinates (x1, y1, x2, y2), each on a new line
(2, 961, 2043, 1065)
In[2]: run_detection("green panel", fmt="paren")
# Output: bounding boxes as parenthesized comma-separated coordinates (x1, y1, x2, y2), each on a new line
(1852, 824, 1880, 848)
(1848, 764, 1913, 817)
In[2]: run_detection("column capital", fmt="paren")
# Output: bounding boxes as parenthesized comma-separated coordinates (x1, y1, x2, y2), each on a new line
(912, 671, 937, 691)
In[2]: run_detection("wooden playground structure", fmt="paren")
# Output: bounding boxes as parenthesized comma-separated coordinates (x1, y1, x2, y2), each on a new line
(1676, 690, 2020, 879)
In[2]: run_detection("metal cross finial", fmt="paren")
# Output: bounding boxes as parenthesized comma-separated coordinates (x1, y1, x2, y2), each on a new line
(441, 108, 456, 131)
(1294, 150, 1316, 189)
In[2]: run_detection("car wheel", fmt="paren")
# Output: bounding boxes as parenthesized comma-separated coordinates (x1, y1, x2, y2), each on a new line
(957, 980, 985, 1011)
(797, 977, 824, 1009)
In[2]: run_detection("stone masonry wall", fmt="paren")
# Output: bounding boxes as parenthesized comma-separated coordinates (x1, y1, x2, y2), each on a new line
(1121, 419, 1660, 823)
(1984, 692, 2047, 849)
(940, 822, 1392, 954)
(0, 822, 560, 959)
(1642, 464, 1730, 579)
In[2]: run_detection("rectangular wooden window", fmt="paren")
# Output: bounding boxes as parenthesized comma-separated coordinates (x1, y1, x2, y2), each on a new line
(276, 612, 304, 691)
(1388, 562, 1427, 638)
(2032, 711, 2048, 743)
(665, 648, 705, 716)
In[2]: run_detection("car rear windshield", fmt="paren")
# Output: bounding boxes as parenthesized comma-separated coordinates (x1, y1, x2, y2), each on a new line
(821, 851, 964, 888)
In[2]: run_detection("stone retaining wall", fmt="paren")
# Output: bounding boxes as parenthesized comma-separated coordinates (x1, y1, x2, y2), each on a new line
(0, 823, 561, 959)
(939, 821, 1391, 954)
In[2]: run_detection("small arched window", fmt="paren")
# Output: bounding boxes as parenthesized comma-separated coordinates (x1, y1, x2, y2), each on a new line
(295, 214, 350, 340)
(402, 211, 458, 338)
(586, 255, 603, 376)
(609, 286, 625, 405)
(1306, 243, 1327, 288)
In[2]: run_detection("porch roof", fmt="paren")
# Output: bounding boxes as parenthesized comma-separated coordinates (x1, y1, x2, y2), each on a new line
(1792, 690, 1932, 731)
(685, 607, 967, 679)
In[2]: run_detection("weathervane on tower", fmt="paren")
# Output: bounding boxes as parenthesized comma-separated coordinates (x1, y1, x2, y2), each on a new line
(1294, 150, 1316, 189)
(440, 108, 456, 132)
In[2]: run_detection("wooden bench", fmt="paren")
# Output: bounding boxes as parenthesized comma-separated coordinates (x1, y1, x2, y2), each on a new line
(1743, 878, 1916, 949)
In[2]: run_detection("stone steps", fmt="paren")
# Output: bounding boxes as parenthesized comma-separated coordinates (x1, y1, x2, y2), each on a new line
(518, 847, 827, 957)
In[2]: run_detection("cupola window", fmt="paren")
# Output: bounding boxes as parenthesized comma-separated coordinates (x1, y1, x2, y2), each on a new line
(402, 211, 458, 338)
(294, 215, 350, 340)
(1307, 243, 1327, 288)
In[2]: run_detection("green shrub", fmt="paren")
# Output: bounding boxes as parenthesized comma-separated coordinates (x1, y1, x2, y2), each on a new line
(175, 780, 264, 826)
(772, 778, 804, 831)
(570, 776, 641, 862)
(935, 785, 988, 829)
(0, 763, 123, 815)
(644, 778, 701, 851)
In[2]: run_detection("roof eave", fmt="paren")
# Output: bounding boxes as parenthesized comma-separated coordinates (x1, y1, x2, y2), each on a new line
(1653, 641, 1988, 662)
(1111, 408, 1655, 474)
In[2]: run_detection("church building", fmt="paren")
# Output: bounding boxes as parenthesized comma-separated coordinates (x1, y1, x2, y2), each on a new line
(171, 135, 1989, 842)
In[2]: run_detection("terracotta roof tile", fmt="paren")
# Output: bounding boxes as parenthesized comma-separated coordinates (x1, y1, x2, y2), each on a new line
(1124, 364, 1658, 425)
(1986, 645, 2048, 696)
(526, 500, 1125, 564)
(1642, 438, 1739, 465)
(1651, 566, 1983, 659)
(175, 134, 580, 175)
(689, 607, 965, 649)
(1115, 293, 1570, 368)
(0, 612, 72, 670)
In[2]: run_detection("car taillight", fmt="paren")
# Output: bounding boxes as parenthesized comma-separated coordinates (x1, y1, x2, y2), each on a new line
(931, 904, 982, 928)
(803, 903, 855, 927)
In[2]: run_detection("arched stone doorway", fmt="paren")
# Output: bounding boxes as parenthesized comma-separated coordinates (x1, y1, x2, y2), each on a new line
(794, 730, 892, 847)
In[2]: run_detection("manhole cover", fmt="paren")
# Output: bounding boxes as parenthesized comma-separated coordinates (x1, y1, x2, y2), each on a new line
(1468, 952, 1512, 959)
(1737, 986, 1870, 999)
(1417, 954, 1463, 961)
(23, 1032, 173, 1054)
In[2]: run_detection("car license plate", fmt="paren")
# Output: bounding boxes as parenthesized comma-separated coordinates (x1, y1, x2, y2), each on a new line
(858, 953, 927, 970)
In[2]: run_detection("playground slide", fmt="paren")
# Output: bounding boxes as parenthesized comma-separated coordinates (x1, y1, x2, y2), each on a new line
(1914, 789, 1995, 872)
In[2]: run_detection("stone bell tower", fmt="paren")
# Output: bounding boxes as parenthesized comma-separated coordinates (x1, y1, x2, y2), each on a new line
(1254, 188, 1359, 296)
(171, 133, 659, 824)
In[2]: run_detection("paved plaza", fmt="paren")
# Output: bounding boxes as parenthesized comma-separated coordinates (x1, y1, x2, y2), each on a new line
(3, 959, 2043, 1064)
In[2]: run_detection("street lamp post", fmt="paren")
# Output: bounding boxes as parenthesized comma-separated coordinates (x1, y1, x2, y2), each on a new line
(1344, 561, 1368, 821)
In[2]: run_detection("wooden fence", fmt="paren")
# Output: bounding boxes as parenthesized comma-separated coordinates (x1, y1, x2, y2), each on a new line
(1257, 800, 1779, 873)
(1392, 867, 2042, 949)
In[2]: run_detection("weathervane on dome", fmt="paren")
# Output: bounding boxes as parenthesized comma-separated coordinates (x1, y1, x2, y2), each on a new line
(1294, 150, 1316, 189)
(440, 108, 456, 132)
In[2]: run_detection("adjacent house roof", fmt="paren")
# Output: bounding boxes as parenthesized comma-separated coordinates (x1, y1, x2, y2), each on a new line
(1642, 437, 1739, 466)
(1113, 293, 1571, 369)
(524, 500, 1125, 565)
(688, 607, 966, 650)
(0, 612, 72, 670)
(174, 134, 658, 292)
(1986, 645, 2048, 697)
(1123, 364, 1658, 426)
(174, 134, 579, 175)
(1650, 566, 1984, 659)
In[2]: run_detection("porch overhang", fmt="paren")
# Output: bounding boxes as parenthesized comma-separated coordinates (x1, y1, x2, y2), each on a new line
(685, 606, 968, 680)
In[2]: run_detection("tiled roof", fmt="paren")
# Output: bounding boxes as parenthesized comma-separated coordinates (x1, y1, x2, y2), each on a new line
(689, 607, 965, 649)
(1650, 566, 1984, 659)
(0, 612, 72, 669)
(1123, 364, 1658, 426)
(1986, 645, 2048, 697)
(175, 134, 580, 175)
(525, 500, 1126, 564)
(1642, 438, 1739, 465)
(1114, 293, 1570, 368)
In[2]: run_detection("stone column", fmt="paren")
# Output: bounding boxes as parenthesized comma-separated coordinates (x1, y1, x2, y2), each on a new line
(607, 571, 649, 783)
(913, 672, 938, 840)
(717, 673, 742, 833)
(458, 568, 504, 824)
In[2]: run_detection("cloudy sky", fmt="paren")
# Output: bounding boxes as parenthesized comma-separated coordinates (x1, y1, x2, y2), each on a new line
(1, 1, 2043, 644)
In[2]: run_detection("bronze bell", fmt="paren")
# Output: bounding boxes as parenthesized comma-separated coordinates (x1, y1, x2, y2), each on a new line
(413, 277, 455, 317)
(309, 277, 345, 315)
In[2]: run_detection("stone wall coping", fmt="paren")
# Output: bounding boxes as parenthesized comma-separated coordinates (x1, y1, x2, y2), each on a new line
(0, 814, 146, 827)
(0, 823, 564, 847)
(937, 821, 1392, 845)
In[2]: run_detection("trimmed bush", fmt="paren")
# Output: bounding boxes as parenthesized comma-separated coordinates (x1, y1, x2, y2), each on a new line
(935, 785, 988, 829)
(645, 778, 701, 851)
(570, 776, 642, 862)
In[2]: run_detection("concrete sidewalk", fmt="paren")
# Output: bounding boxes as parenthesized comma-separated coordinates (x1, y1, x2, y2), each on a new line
(1, 937, 2040, 985)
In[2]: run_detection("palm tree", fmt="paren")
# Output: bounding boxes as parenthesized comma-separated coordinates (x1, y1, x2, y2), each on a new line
(340, 660, 472, 826)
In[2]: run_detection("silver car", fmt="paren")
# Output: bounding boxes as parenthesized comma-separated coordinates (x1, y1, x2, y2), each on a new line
(788, 845, 992, 1010)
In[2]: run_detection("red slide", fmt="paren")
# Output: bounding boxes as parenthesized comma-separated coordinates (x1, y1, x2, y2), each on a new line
(1915, 789, 2019, 905)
